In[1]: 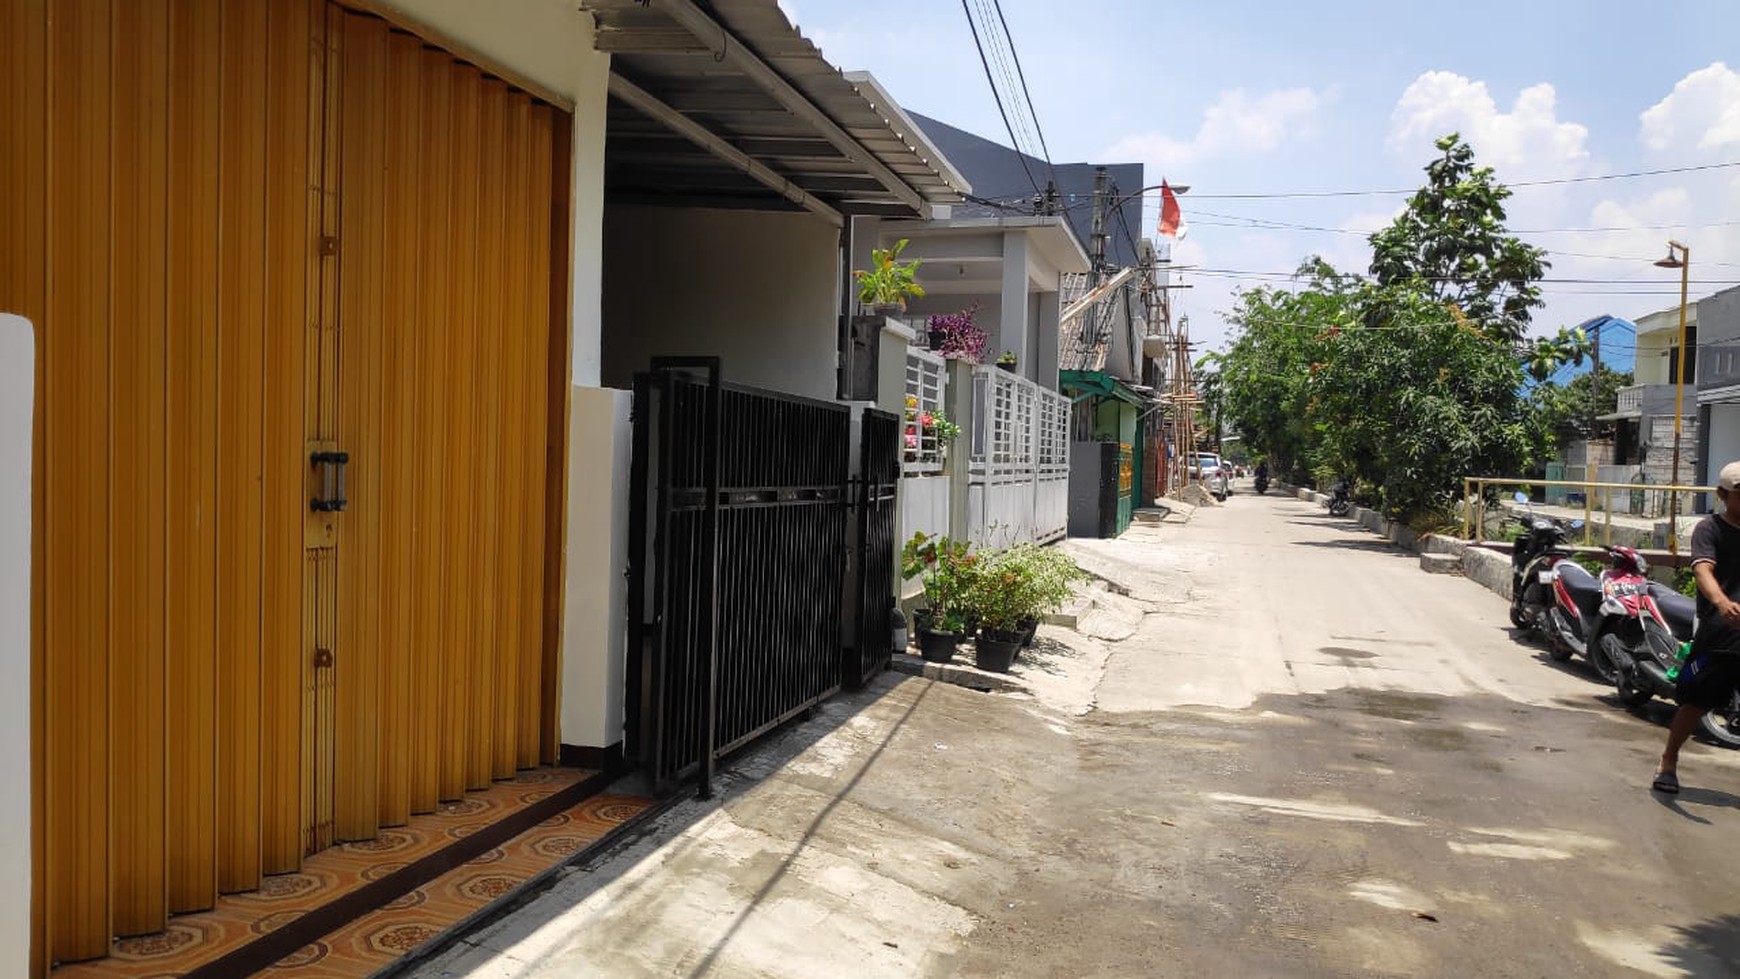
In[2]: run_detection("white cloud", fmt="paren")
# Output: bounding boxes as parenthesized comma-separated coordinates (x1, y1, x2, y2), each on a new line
(1639, 62, 1740, 153)
(1387, 72, 1590, 178)
(1104, 86, 1328, 168)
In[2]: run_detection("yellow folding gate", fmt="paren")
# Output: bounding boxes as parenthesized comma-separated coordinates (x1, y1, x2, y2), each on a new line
(1, 0, 568, 965)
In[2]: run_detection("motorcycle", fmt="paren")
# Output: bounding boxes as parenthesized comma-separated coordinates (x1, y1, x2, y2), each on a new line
(1254, 470, 1269, 495)
(1508, 493, 1582, 633)
(1326, 480, 1351, 517)
(1541, 544, 1652, 680)
(1601, 577, 1740, 748)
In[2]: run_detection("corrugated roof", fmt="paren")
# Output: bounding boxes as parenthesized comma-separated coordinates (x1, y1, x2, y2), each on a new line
(587, 0, 966, 216)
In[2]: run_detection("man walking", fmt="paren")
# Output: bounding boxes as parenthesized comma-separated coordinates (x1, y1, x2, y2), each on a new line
(1654, 461, 1740, 793)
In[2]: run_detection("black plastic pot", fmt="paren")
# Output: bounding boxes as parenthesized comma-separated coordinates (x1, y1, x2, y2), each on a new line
(975, 631, 1022, 673)
(918, 629, 959, 663)
(927, 328, 947, 351)
(1018, 617, 1039, 648)
(997, 361, 1017, 373)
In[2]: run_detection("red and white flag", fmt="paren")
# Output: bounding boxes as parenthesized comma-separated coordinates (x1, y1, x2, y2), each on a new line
(1159, 180, 1188, 240)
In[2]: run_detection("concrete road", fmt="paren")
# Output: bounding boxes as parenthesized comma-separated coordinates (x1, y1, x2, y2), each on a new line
(416, 491, 1740, 979)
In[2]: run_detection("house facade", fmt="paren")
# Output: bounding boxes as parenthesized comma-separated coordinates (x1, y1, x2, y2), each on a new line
(3, 1, 959, 973)
(1696, 286, 1740, 498)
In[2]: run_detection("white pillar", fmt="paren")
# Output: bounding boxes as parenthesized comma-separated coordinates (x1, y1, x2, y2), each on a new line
(0, 314, 33, 974)
(568, 49, 610, 387)
(999, 231, 1030, 370)
(1034, 290, 1061, 390)
(559, 386, 632, 755)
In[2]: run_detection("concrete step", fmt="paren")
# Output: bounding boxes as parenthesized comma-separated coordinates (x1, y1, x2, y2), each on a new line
(1420, 552, 1461, 575)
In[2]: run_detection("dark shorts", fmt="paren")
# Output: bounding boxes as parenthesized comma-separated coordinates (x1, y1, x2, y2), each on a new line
(1675, 649, 1740, 710)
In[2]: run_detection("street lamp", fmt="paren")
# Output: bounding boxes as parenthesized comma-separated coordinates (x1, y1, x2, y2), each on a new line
(1655, 241, 1690, 553)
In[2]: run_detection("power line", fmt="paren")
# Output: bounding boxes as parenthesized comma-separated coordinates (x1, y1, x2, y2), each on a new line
(1147, 160, 1740, 200)
(960, 0, 1041, 198)
(989, 0, 1057, 188)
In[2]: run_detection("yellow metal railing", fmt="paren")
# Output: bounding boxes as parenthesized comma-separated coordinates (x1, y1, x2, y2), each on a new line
(1461, 476, 1714, 555)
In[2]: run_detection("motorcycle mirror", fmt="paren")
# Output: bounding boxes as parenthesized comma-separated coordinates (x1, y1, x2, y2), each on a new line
(1513, 491, 1528, 503)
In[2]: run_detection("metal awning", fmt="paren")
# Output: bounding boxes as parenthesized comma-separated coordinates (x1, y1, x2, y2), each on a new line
(587, 0, 968, 224)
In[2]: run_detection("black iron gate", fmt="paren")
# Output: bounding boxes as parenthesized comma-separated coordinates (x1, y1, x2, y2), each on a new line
(627, 359, 854, 794)
(848, 408, 900, 687)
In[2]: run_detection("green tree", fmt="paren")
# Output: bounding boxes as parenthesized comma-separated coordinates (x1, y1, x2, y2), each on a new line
(1530, 366, 1634, 453)
(1369, 133, 1548, 345)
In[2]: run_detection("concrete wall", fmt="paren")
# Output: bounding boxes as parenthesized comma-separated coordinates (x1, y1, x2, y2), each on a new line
(380, 0, 610, 385)
(1706, 404, 1740, 487)
(1697, 287, 1740, 388)
(559, 386, 632, 751)
(0, 316, 31, 974)
(600, 205, 842, 401)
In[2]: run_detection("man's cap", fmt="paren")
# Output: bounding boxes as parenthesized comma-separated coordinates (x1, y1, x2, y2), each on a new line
(1721, 461, 1740, 491)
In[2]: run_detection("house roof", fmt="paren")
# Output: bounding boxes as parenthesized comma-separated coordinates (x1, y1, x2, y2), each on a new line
(587, 0, 967, 220)
(908, 113, 1146, 268)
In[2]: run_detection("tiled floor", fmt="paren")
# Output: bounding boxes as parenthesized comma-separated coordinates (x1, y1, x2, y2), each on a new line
(55, 770, 652, 978)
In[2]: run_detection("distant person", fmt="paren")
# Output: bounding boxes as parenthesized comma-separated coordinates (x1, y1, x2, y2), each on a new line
(1654, 461, 1740, 794)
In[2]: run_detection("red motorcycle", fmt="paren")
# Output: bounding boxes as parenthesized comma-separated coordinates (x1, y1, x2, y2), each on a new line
(1543, 544, 1657, 684)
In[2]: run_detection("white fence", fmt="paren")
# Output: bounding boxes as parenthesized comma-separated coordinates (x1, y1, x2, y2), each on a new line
(901, 348, 951, 544)
(968, 366, 1069, 545)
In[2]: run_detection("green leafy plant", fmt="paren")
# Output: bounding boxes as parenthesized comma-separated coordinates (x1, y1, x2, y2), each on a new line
(854, 237, 926, 309)
(996, 350, 1018, 366)
(901, 532, 978, 634)
(964, 543, 1088, 635)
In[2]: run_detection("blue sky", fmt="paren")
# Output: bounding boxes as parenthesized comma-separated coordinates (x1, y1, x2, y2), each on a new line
(778, 0, 1740, 355)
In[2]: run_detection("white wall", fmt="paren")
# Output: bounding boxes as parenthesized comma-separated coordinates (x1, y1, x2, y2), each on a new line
(1706, 404, 1740, 487)
(375, 0, 609, 385)
(559, 386, 632, 751)
(601, 205, 843, 401)
(0, 315, 32, 974)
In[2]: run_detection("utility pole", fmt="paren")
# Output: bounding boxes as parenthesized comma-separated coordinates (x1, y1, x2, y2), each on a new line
(1083, 167, 1109, 344)
(1589, 322, 1601, 443)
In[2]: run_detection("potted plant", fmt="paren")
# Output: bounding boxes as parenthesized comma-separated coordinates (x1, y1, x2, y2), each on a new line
(928, 304, 988, 362)
(965, 543, 1088, 670)
(996, 351, 1018, 373)
(854, 238, 925, 316)
(901, 532, 978, 663)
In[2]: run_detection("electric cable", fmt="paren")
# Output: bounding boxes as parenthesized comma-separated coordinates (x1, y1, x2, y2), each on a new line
(960, 0, 1041, 199)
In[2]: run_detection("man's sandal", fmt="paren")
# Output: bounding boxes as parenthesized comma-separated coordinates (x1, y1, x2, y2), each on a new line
(1652, 770, 1680, 794)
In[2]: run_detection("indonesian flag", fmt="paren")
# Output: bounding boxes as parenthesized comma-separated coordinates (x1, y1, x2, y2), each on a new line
(1159, 180, 1188, 240)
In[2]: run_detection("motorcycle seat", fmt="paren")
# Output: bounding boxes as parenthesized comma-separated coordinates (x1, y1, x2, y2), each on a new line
(1648, 582, 1697, 639)
(1555, 562, 1606, 619)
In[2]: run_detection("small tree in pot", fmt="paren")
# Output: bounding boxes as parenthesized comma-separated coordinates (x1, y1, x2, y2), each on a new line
(966, 543, 1088, 671)
(854, 238, 925, 315)
(901, 532, 979, 663)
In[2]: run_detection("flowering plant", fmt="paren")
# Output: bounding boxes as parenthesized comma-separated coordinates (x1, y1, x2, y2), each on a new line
(901, 532, 979, 634)
(929, 304, 988, 363)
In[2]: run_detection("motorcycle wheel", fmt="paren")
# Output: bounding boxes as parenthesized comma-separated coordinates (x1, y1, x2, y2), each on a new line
(1614, 663, 1655, 708)
(1592, 633, 1629, 685)
(1508, 600, 1530, 629)
(1700, 691, 1740, 748)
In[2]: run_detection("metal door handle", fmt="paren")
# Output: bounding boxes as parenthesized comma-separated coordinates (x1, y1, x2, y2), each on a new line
(310, 450, 349, 512)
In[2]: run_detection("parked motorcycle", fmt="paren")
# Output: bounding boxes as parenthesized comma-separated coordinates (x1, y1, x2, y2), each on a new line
(1541, 544, 1652, 680)
(1508, 492, 1582, 632)
(1326, 480, 1351, 517)
(1601, 578, 1740, 748)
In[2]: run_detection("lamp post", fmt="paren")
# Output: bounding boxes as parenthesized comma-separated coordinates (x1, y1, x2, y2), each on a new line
(1655, 241, 1690, 553)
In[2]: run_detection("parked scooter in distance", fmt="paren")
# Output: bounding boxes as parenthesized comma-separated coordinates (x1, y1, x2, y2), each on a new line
(1327, 480, 1351, 516)
(1509, 490, 1582, 633)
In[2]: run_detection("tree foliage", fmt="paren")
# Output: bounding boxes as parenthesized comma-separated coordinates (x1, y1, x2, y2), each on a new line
(1215, 135, 1589, 524)
(1369, 134, 1548, 345)
(1529, 366, 1633, 452)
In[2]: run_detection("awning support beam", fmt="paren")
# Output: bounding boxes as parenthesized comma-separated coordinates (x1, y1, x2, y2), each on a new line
(608, 73, 843, 228)
(651, 0, 926, 214)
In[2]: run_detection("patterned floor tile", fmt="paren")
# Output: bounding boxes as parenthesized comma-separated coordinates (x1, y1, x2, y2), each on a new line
(50, 770, 633, 979)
